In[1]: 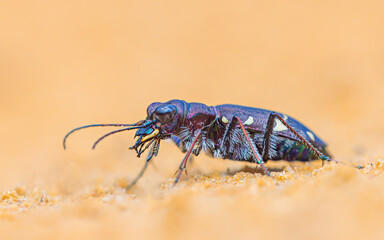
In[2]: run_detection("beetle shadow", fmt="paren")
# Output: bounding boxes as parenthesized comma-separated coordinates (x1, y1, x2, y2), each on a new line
(225, 164, 286, 176)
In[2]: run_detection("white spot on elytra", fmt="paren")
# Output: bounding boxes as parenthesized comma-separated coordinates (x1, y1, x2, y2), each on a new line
(283, 114, 288, 121)
(307, 131, 315, 141)
(221, 116, 229, 123)
(243, 116, 254, 125)
(273, 118, 288, 132)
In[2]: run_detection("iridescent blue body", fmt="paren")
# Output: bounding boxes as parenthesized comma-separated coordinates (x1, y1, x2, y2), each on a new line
(63, 99, 332, 188)
(146, 100, 330, 163)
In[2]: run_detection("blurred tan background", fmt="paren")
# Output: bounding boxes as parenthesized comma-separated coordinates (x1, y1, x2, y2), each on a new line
(1, 0, 384, 239)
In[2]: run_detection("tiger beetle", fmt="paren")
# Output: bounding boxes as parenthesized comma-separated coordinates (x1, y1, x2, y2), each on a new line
(63, 99, 363, 190)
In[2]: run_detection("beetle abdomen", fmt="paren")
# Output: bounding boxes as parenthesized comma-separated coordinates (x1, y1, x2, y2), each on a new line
(270, 138, 329, 162)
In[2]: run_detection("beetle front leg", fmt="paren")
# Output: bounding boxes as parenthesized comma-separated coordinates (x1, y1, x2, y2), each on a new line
(220, 116, 270, 176)
(125, 139, 160, 191)
(173, 130, 202, 185)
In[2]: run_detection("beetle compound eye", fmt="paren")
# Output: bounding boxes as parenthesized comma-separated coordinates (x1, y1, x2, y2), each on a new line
(154, 104, 177, 124)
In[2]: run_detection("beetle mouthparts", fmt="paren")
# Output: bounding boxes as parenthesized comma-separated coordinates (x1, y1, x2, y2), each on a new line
(141, 129, 159, 142)
(130, 126, 161, 150)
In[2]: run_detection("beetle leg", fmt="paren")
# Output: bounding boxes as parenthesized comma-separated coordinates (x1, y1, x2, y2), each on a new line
(262, 112, 363, 169)
(125, 139, 160, 191)
(266, 112, 330, 161)
(234, 116, 270, 176)
(173, 130, 202, 185)
(219, 115, 239, 158)
(220, 116, 270, 175)
(261, 113, 278, 161)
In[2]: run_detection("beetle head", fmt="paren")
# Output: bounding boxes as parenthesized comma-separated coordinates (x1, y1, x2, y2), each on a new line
(146, 99, 187, 133)
(130, 100, 186, 152)
(63, 100, 188, 157)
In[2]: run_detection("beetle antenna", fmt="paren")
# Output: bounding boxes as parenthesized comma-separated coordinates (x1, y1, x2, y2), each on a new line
(64, 122, 146, 149)
(92, 126, 143, 149)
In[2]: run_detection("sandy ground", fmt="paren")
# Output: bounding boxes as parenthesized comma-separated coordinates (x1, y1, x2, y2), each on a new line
(1, 1, 384, 239)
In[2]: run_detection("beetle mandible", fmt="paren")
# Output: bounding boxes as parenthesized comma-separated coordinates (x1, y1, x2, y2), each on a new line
(63, 99, 360, 189)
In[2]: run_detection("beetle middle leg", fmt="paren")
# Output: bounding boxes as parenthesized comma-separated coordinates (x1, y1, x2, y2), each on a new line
(220, 116, 270, 176)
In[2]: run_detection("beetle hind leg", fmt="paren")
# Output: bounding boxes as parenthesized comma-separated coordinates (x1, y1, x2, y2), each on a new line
(267, 112, 330, 161)
(266, 112, 363, 169)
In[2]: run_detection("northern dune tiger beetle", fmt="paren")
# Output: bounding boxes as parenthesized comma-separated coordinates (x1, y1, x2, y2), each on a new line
(63, 99, 362, 189)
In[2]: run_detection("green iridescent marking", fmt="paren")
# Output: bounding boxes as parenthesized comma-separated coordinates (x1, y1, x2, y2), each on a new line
(295, 145, 307, 159)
